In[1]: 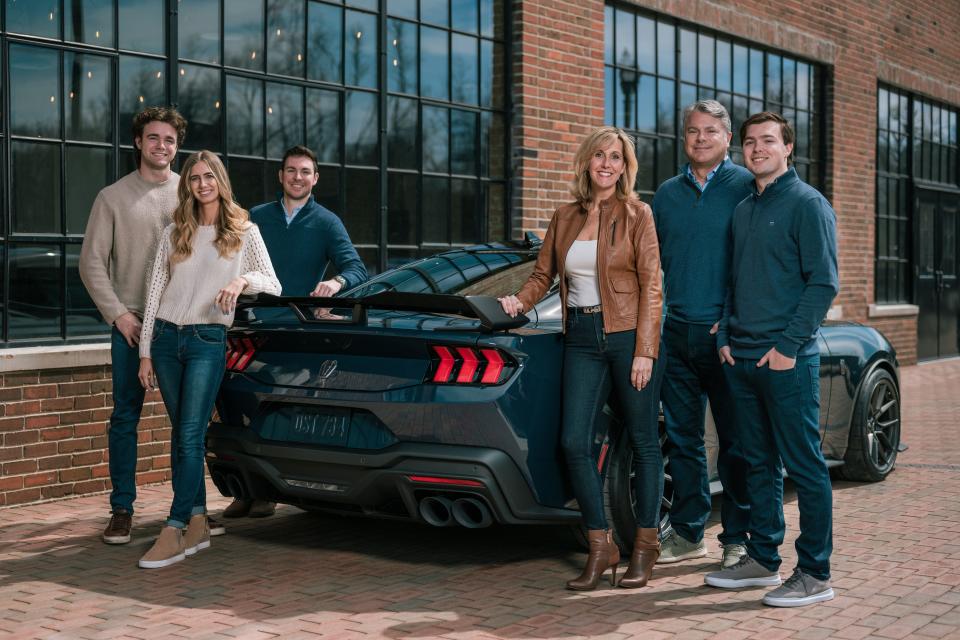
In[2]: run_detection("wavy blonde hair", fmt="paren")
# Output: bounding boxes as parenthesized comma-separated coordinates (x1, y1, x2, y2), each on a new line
(569, 127, 639, 204)
(170, 151, 249, 263)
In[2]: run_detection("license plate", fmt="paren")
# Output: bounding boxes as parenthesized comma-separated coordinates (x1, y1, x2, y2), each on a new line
(254, 405, 351, 447)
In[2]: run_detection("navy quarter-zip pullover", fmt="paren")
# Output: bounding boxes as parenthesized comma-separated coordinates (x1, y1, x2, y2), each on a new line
(718, 167, 839, 358)
(652, 158, 755, 324)
(250, 195, 367, 296)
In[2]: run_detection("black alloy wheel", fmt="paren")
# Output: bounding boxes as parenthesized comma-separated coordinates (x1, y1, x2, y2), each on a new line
(837, 367, 901, 482)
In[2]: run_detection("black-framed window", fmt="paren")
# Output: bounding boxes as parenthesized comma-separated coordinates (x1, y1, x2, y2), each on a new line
(875, 85, 958, 304)
(604, 3, 824, 201)
(1, 0, 508, 344)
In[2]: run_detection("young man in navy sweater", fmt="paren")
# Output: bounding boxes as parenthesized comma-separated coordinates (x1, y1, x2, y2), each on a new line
(222, 145, 368, 519)
(652, 100, 753, 569)
(705, 112, 839, 608)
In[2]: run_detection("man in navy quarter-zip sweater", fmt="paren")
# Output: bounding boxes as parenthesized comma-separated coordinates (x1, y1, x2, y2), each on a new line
(652, 100, 753, 571)
(222, 144, 367, 519)
(705, 112, 838, 609)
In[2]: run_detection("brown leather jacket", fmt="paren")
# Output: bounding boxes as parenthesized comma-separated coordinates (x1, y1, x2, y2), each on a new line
(515, 195, 662, 359)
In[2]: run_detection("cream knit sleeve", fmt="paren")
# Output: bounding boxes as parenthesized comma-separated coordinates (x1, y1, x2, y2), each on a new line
(239, 225, 282, 296)
(139, 227, 173, 359)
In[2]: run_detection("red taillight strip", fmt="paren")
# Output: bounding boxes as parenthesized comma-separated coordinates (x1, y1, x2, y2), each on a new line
(407, 475, 484, 488)
(232, 337, 257, 371)
(479, 348, 504, 384)
(455, 347, 480, 383)
(225, 338, 243, 370)
(431, 346, 456, 382)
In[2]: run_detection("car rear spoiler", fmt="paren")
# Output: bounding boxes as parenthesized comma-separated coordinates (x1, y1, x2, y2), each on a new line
(236, 292, 530, 332)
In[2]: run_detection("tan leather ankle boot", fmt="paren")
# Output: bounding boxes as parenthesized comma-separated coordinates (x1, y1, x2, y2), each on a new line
(619, 527, 660, 588)
(566, 529, 620, 590)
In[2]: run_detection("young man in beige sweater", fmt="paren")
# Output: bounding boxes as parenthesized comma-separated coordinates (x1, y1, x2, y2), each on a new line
(79, 107, 200, 545)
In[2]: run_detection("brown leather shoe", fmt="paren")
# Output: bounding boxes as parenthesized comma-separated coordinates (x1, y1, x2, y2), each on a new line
(566, 529, 620, 590)
(247, 500, 277, 518)
(222, 498, 251, 518)
(184, 514, 211, 556)
(103, 509, 132, 545)
(138, 526, 186, 569)
(619, 528, 660, 588)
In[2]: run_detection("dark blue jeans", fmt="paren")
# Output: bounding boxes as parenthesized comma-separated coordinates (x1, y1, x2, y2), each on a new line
(561, 309, 665, 530)
(661, 318, 749, 545)
(150, 320, 227, 529)
(724, 354, 832, 580)
(108, 327, 147, 514)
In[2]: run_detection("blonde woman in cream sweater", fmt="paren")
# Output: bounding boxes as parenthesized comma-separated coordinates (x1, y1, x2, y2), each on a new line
(136, 151, 281, 569)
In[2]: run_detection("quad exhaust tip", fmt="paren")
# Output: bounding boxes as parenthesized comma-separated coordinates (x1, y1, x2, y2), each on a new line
(418, 495, 493, 528)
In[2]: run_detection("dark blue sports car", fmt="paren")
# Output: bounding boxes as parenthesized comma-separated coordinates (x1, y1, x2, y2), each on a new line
(206, 239, 902, 547)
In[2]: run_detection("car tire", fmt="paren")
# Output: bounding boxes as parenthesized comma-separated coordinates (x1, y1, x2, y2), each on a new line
(837, 366, 901, 482)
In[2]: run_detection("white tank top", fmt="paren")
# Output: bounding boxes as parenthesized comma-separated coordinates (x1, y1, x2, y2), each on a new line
(565, 240, 601, 308)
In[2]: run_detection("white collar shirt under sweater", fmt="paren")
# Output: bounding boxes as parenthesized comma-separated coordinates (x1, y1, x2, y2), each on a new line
(139, 223, 281, 358)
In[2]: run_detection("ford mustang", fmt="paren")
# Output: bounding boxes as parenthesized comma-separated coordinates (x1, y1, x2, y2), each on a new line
(205, 237, 902, 548)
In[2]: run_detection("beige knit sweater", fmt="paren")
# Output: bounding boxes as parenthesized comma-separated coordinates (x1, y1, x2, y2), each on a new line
(79, 171, 180, 325)
(139, 223, 281, 358)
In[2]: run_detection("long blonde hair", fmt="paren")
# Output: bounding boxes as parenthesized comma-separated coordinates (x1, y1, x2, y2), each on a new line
(170, 151, 249, 263)
(569, 127, 639, 204)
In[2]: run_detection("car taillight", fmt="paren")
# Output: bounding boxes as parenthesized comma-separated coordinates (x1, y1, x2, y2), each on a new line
(226, 336, 260, 372)
(428, 345, 514, 385)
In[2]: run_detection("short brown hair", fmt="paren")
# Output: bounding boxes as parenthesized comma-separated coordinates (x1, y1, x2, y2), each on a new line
(739, 111, 795, 162)
(132, 107, 187, 167)
(282, 145, 319, 173)
(569, 127, 638, 204)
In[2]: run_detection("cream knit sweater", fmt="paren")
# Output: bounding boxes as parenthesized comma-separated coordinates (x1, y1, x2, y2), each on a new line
(79, 171, 179, 325)
(139, 223, 281, 358)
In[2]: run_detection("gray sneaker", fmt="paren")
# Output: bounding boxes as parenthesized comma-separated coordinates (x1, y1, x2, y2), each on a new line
(721, 543, 748, 569)
(762, 569, 835, 607)
(704, 554, 782, 588)
(657, 529, 708, 564)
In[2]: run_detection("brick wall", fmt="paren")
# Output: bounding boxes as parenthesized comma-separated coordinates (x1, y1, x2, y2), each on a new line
(0, 366, 171, 507)
(511, 0, 960, 364)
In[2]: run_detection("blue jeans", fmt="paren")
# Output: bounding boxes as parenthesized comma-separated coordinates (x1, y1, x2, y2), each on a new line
(661, 318, 749, 545)
(109, 327, 147, 514)
(150, 320, 227, 529)
(561, 309, 665, 530)
(724, 354, 832, 580)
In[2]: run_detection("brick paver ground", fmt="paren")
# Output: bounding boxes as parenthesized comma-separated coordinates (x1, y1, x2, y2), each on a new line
(3, 359, 960, 640)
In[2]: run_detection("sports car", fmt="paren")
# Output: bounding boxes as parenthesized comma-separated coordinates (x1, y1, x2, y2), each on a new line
(206, 237, 902, 548)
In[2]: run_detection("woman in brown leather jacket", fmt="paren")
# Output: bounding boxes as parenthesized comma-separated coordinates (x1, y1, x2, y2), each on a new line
(499, 126, 664, 590)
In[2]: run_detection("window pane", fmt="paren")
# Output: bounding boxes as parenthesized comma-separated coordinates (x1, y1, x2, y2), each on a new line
(605, 66, 614, 125)
(178, 64, 222, 151)
(635, 136, 654, 192)
(422, 0, 449, 27)
(716, 40, 731, 91)
(9, 244, 62, 340)
(616, 68, 638, 130)
(480, 0, 495, 38)
(119, 0, 165, 54)
(733, 44, 748, 94)
(227, 76, 264, 156)
(388, 96, 418, 169)
(344, 169, 379, 244)
(452, 0, 478, 33)
(389, 0, 418, 19)
(119, 56, 167, 142)
(656, 137, 676, 184)
(796, 110, 809, 159)
(6, 0, 59, 38)
(268, 0, 306, 77)
(345, 10, 377, 88)
(308, 2, 343, 83)
(614, 8, 635, 68)
(451, 179, 479, 243)
(638, 75, 656, 132)
(604, 4, 614, 65)
(657, 78, 674, 135)
(345, 90, 378, 165)
(66, 146, 111, 235)
(67, 245, 102, 336)
(65, 0, 114, 47)
(766, 54, 781, 104)
(12, 142, 62, 234)
(480, 40, 500, 108)
(266, 82, 304, 159)
(487, 182, 505, 241)
(315, 165, 341, 214)
(423, 176, 449, 242)
(451, 34, 478, 104)
(679, 28, 696, 82)
(10, 45, 60, 138)
(480, 112, 505, 178)
(389, 19, 418, 94)
(657, 22, 674, 77)
(225, 0, 265, 70)
(179, 0, 220, 64)
(698, 34, 714, 87)
(388, 172, 418, 245)
(346, 0, 377, 11)
(423, 105, 449, 173)
(637, 16, 655, 74)
(421, 27, 449, 100)
(65, 52, 112, 143)
(748, 48, 763, 99)
(450, 109, 477, 175)
(307, 87, 341, 164)
(229, 158, 268, 211)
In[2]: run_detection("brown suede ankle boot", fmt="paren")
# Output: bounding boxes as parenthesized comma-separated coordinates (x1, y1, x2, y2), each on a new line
(618, 528, 660, 588)
(566, 529, 620, 591)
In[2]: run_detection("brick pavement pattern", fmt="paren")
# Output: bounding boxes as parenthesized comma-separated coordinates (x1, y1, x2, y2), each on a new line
(2, 359, 960, 639)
